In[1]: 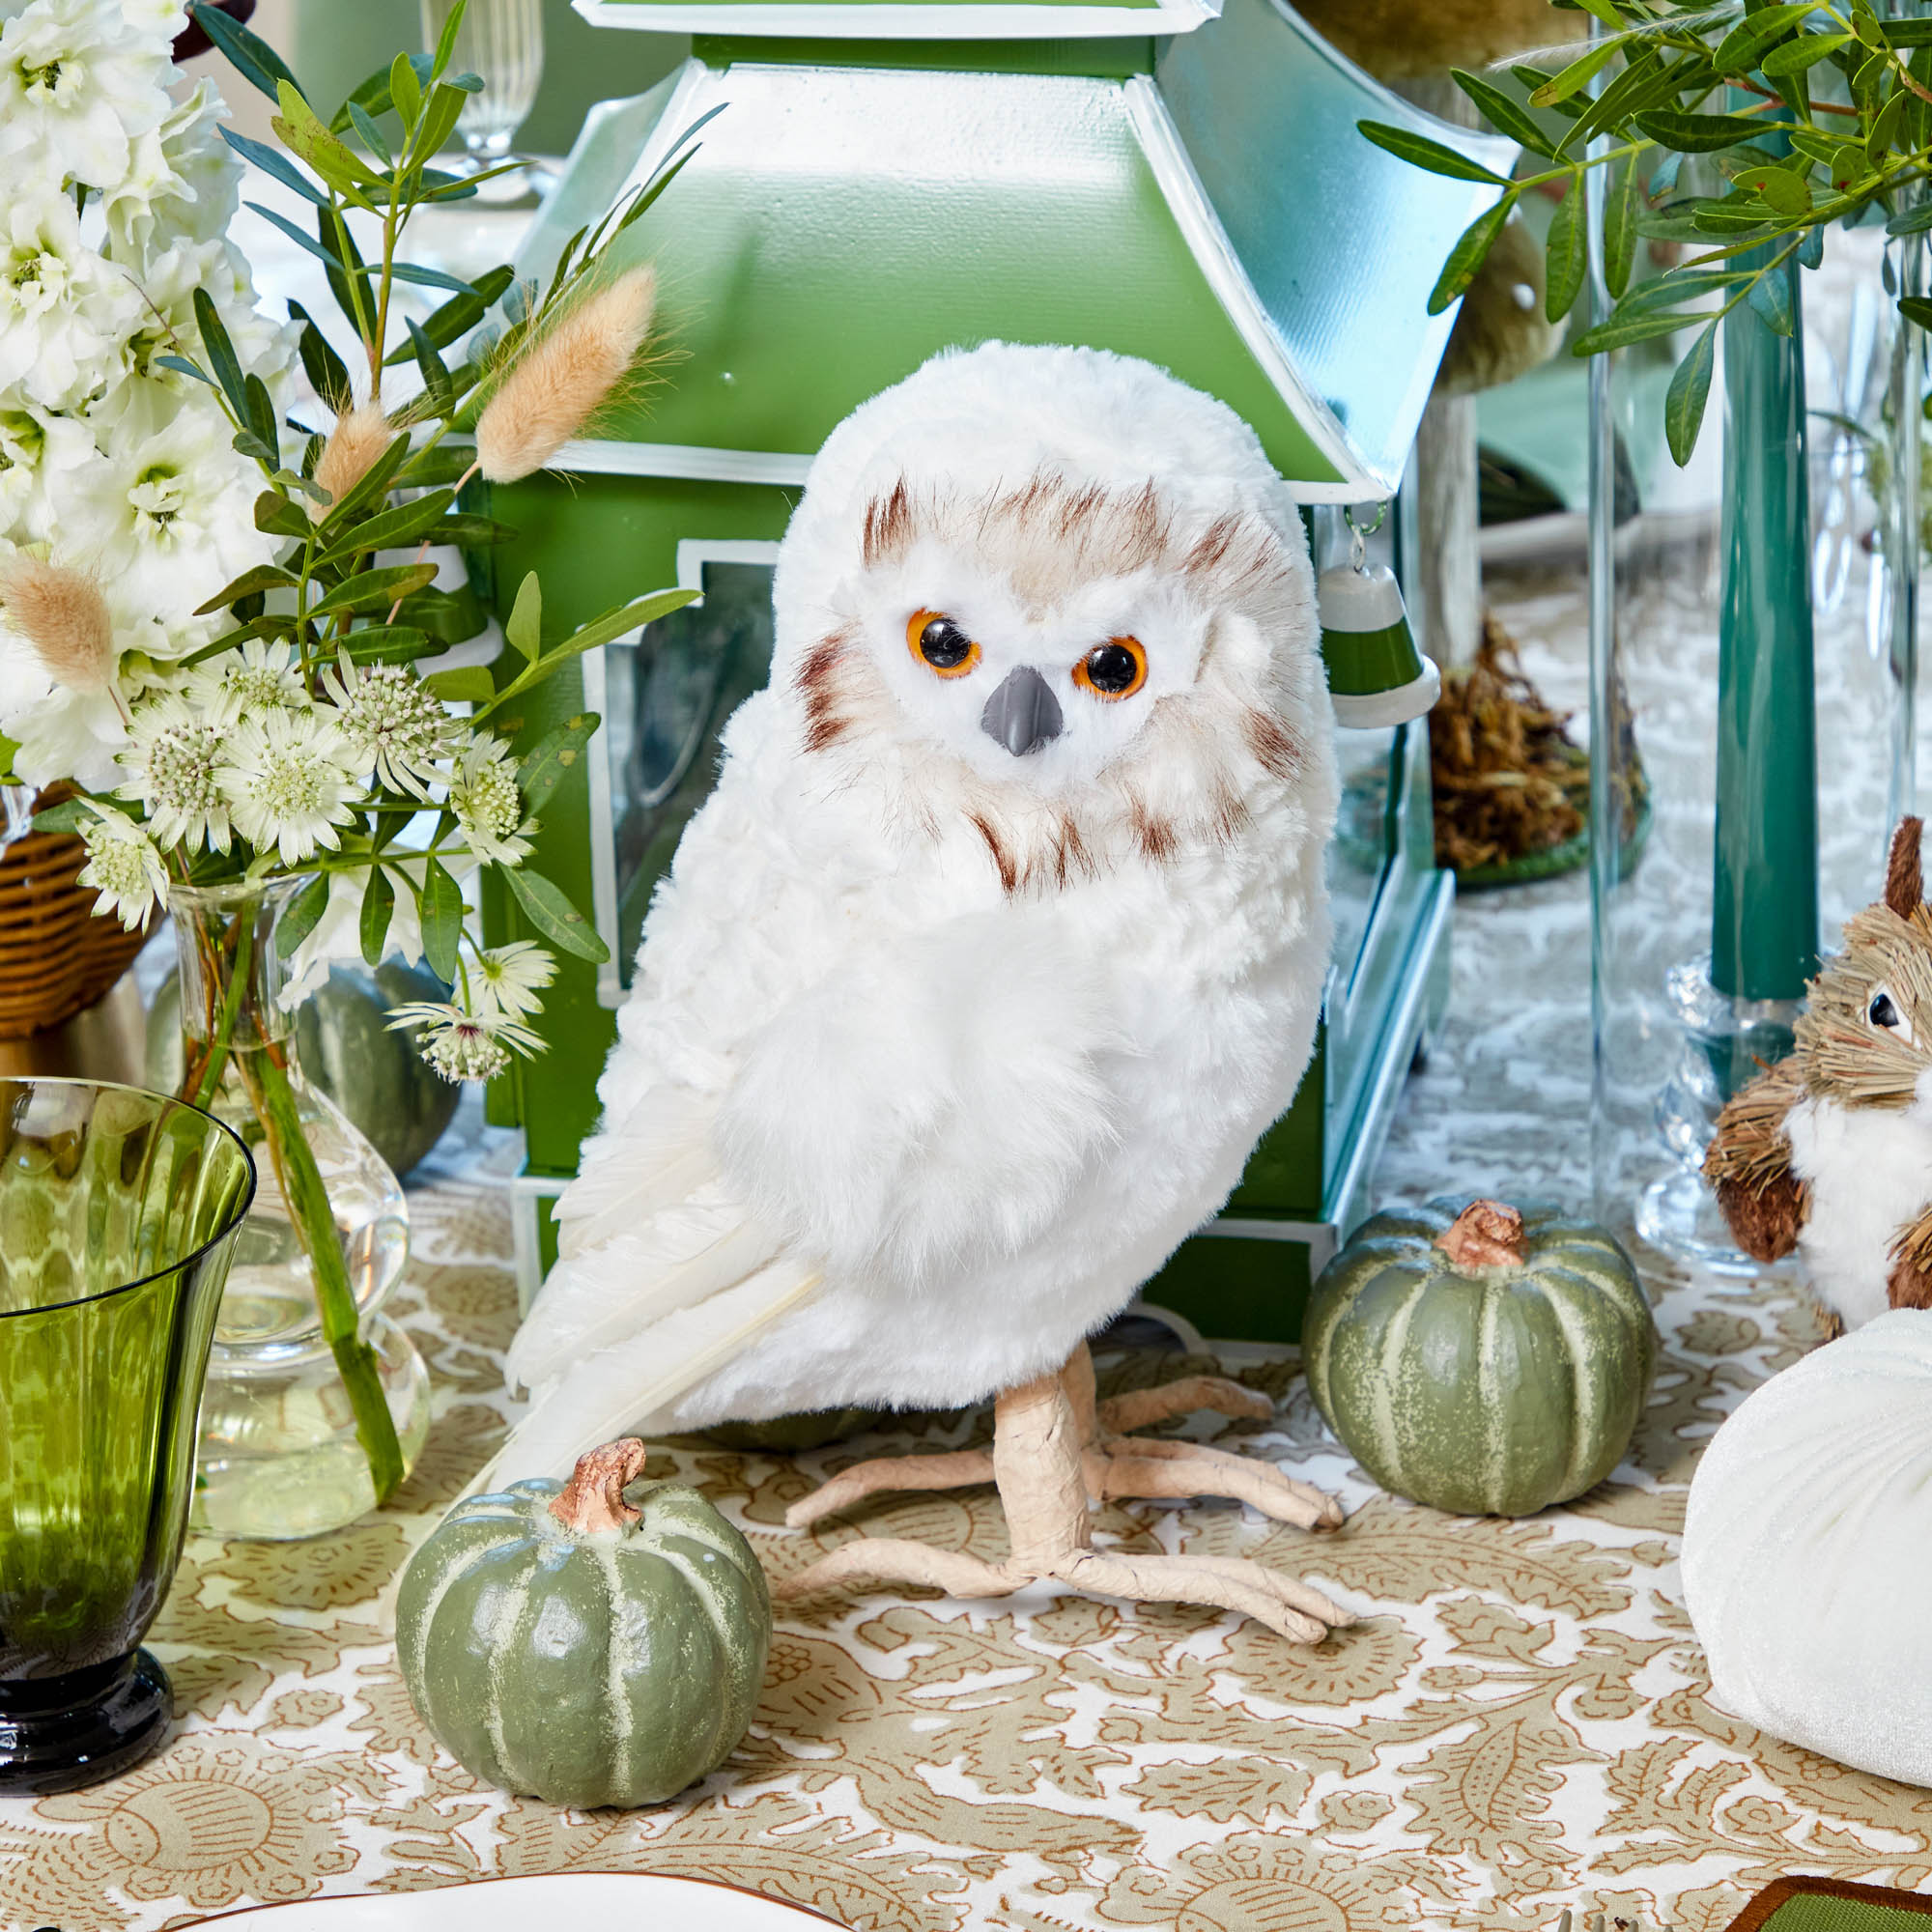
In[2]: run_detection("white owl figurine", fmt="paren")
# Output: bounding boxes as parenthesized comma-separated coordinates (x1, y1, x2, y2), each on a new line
(500, 341, 1350, 1641)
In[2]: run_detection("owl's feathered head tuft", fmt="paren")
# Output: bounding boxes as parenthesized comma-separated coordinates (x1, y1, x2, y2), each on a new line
(771, 343, 1335, 895)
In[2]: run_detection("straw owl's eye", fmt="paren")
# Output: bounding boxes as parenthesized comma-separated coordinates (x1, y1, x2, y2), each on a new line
(1870, 987, 1901, 1030)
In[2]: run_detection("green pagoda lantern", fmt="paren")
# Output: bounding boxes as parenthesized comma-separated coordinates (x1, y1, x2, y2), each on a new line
(476, 0, 1511, 1338)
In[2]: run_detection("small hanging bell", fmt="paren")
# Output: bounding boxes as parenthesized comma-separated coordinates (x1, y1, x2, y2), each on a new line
(1318, 515, 1439, 729)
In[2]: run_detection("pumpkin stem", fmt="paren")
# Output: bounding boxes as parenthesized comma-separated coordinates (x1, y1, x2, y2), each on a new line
(1435, 1200, 1527, 1270)
(550, 1438, 648, 1535)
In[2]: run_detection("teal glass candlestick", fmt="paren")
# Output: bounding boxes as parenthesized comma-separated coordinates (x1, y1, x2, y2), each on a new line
(0, 1080, 255, 1795)
(1712, 246, 1821, 1008)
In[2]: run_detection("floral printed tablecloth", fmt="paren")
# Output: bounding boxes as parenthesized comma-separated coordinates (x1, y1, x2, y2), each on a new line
(4, 559, 1927, 1932)
(0, 1122, 1910, 1932)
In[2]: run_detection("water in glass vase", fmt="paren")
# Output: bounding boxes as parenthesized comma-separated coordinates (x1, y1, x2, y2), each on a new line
(173, 881, 431, 1539)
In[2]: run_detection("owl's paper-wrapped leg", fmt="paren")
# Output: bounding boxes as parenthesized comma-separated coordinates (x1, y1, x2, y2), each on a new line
(1702, 1059, 1809, 1264)
(785, 1346, 1340, 1534)
(1063, 1348, 1344, 1532)
(779, 1358, 1351, 1644)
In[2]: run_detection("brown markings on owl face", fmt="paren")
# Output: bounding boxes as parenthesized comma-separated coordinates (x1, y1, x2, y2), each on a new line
(797, 630, 858, 753)
(1127, 793, 1178, 865)
(1242, 706, 1301, 783)
(840, 468, 1306, 895)
(858, 467, 1293, 615)
(862, 480, 915, 570)
(967, 810, 1018, 893)
(960, 806, 1102, 897)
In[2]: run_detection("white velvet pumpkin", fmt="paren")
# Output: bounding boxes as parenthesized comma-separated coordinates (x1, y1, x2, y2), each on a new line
(1682, 1309, 1932, 1785)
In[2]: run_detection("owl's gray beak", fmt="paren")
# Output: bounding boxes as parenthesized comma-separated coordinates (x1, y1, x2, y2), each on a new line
(980, 666, 1063, 757)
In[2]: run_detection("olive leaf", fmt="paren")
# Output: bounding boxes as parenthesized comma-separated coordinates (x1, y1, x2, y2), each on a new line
(1664, 320, 1719, 467)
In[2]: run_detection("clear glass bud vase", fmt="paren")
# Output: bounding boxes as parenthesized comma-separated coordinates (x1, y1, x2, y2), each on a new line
(172, 879, 430, 1540)
(1588, 223, 1922, 1268)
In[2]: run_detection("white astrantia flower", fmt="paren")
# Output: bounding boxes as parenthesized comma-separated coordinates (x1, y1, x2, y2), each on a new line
(75, 802, 167, 930)
(0, 0, 172, 192)
(467, 940, 554, 1025)
(0, 186, 142, 410)
(214, 706, 366, 866)
(117, 690, 230, 851)
(387, 1000, 543, 1084)
(185, 638, 309, 722)
(446, 734, 531, 867)
(318, 656, 454, 799)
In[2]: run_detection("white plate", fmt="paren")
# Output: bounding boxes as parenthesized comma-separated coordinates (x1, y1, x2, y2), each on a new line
(184, 1872, 847, 1929)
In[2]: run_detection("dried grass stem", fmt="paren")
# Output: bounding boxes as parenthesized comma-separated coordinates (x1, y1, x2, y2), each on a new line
(475, 266, 657, 485)
(0, 554, 121, 705)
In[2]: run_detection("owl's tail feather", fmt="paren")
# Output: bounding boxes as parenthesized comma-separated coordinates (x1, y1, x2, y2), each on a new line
(554, 1145, 722, 1259)
(505, 1200, 782, 1392)
(553, 1086, 723, 1260)
(465, 1259, 823, 1497)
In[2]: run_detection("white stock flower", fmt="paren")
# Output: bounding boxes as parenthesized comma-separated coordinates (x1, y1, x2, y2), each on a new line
(117, 689, 229, 853)
(0, 0, 171, 191)
(0, 406, 91, 542)
(0, 187, 141, 410)
(387, 1000, 542, 1084)
(105, 79, 239, 265)
(75, 801, 166, 929)
(185, 638, 308, 721)
(446, 734, 530, 867)
(213, 706, 365, 866)
(468, 940, 554, 1025)
(63, 404, 269, 632)
(319, 656, 454, 798)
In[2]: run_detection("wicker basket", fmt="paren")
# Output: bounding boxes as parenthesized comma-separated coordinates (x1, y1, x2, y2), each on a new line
(0, 805, 152, 1040)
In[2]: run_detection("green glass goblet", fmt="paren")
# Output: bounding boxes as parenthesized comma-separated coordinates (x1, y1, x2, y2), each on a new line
(0, 1079, 255, 1794)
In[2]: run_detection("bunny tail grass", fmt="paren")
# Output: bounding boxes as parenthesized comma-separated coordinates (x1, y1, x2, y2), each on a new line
(457, 1262, 822, 1502)
(475, 266, 657, 484)
(313, 403, 394, 508)
(0, 554, 118, 695)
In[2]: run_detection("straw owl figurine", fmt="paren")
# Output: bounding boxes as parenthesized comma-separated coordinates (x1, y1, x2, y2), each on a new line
(1706, 817, 1932, 1333)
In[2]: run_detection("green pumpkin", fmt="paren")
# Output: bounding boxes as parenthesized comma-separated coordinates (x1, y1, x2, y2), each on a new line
(395, 1439, 770, 1808)
(1302, 1196, 1656, 1517)
(147, 959, 461, 1178)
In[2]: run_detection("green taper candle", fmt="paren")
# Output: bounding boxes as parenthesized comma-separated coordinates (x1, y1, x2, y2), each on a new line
(1711, 246, 1818, 1002)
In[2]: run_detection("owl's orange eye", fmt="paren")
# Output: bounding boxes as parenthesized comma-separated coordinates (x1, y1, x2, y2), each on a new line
(1073, 637, 1148, 700)
(907, 611, 980, 678)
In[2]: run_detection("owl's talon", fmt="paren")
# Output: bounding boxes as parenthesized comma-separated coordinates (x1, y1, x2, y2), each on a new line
(783, 1448, 996, 1528)
(779, 1350, 1349, 1643)
(774, 1538, 1019, 1602)
(1061, 1548, 1349, 1645)
(1090, 1435, 1343, 1530)
(1096, 1375, 1273, 1433)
